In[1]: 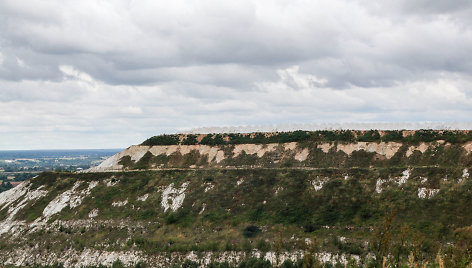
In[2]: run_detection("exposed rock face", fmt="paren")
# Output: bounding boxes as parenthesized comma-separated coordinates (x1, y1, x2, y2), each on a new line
(0, 181, 48, 235)
(161, 182, 189, 212)
(1, 247, 358, 268)
(87, 141, 472, 172)
(335, 142, 403, 159)
(375, 169, 411, 194)
(312, 177, 329, 191)
(418, 188, 440, 199)
(43, 181, 98, 219)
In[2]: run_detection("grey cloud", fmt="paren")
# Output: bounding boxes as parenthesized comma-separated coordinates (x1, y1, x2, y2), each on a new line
(2, 0, 471, 88)
(21, 2, 472, 90)
(0, 1, 345, 84)
(398, 0, 472, 15)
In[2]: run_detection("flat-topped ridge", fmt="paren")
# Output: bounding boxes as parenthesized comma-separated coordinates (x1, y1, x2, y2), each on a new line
(141, 130, 472, 146)
(89, 139, 472, 172)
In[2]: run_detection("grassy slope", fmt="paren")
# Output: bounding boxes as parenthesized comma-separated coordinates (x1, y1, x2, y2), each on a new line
(2, 167, 472, 266)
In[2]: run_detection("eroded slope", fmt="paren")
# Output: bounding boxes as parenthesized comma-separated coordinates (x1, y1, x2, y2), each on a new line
(88, 141, 472, 172)
(1, 167, 472, 267)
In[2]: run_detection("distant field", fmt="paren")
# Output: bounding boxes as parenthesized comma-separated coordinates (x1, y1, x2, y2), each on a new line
(0, 149, 122, 191)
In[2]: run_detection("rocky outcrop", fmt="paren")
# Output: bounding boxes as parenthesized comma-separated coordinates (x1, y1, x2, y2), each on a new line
(87, 141, 472, 172)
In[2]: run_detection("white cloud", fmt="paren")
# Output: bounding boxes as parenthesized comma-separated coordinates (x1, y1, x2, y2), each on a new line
(59, 65, 94, 84)
(15, 57, 25, 68)
(1, 65, 470, 149)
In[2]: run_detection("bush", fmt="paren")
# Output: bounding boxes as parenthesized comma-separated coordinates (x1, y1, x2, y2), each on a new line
(208, 262, 231, 268)
(280, 259, 303, 268)
(164, 210, 193, 226)
(134, 151, 154, 170)
(141, 134, 180, 146)
(139, 130, 472, 146)
(304, 224, 318, 233)
(238, 258, 272, 268)
(381, 130, 404, 142)
(111, 260, 126, 268)
(357, 130, 381, 142)
(200, 134, 227, 145)
(182, 135, 198, 145)
(118, 156, 133, 168)
(243, 225, 261, 238)
(0, 181, 13, 193)
(182, 259, 199, 268)
(134, 262, 147, 268)
(32, 264, 65, 268)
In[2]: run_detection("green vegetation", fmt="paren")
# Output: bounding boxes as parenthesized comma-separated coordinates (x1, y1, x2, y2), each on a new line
(3, 130, 472, 267)
(2, 166, 472, 266)
(141, 134, 180, 146)
(243, 225, 261, 238)
(0, 181, 12, 193)
(141, 130, 472, 146)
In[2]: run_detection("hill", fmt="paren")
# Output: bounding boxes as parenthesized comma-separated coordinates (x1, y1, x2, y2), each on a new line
(1, 130, 472, 267)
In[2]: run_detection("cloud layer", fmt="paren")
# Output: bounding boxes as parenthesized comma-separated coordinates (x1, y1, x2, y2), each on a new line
(0, 0, 471, 149)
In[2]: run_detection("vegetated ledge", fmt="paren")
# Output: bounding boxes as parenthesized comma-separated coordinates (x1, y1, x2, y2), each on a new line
(141, 130, 472, 146)
(88, 130, 472, 172)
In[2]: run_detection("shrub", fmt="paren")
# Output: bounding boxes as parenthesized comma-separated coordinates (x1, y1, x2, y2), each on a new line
(409, 130, 436, 143)
(134, 262, 147, 268)
(111, 260, 126, 268)
(243, 225, 261, 238)
(118, 156, 133, 168)
(304, 224, 318, 233)
(207, 262, 231, 268)
(200, 134, 227, 145)
(141, 135, 179, 146)
(238, 258, 272, 268)
(164, 209, 193, 226)
(357, 130, 381, 142)
(182, 135, 198, 145)
(32, 264, 65, 268)
(182, 259, 199, 268)
(280, 260, 294, 268)
(381, 130, 404, 142)
(134, 151, 153, 170)
(0, 181, 13, 193)
(139, 130, 472, 146)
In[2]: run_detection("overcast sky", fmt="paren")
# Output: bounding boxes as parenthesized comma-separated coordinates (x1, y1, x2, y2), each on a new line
(1, 0, 472, 149)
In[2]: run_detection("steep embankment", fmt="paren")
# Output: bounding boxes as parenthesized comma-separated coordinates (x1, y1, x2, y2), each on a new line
(2, 130, 472, 267)
(2, 167, 472, 267)
(88, 140, 472, 172)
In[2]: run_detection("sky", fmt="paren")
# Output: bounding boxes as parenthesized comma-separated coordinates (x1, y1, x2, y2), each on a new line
(1, 0, 472, 149)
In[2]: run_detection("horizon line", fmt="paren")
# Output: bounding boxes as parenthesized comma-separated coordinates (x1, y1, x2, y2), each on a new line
(181, 122, 472, 134)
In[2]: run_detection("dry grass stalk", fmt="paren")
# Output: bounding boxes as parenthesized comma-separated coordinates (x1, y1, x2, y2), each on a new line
(436, 250, 444, 268)
(408, 252, 418, 268)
